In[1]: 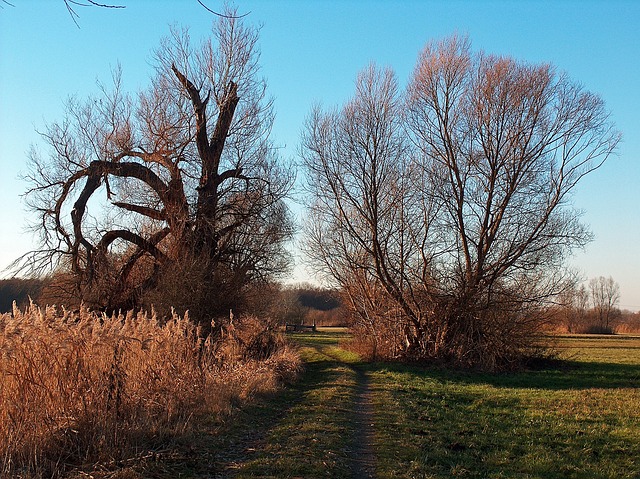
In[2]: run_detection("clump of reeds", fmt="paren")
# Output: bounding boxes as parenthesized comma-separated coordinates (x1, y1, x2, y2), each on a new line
(0, 303, 300, 477)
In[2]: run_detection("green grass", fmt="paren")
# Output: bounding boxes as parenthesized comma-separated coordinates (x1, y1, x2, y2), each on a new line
(370, 334, 640, 478)
(112, 330, 361, 479)
(554, 334, 640, 364)
(228, 331, 640, 478)
(229, 329, 363, 478)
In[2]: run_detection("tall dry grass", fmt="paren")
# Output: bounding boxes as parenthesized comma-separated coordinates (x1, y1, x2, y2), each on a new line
(0, 303, 300, 477)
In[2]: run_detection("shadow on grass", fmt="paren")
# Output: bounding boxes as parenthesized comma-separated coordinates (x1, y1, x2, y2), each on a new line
(366, 358, 640, 391)
(134, 339, 349, 478)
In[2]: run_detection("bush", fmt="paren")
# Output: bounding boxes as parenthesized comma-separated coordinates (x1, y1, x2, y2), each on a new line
(614, 311, 640, 334)
(0, 303, 300, 477)
(0, 278, 47, 313)
(342, 288, 551, 371)
(581, 324, 615, 335)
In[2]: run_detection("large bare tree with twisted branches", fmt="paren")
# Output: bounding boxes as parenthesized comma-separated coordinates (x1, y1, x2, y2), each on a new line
(21, 9, 294, 320)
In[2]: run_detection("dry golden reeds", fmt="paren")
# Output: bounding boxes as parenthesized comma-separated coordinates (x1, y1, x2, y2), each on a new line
(0, 303, 300, 477)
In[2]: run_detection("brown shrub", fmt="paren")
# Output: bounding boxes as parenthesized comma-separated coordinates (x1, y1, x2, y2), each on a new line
(305, 307, 349, 327)
(343, 307, 409, 362)
(343, 291, 551, 371)
(0, 303, 300, 477)
(615, 311, 640, 334)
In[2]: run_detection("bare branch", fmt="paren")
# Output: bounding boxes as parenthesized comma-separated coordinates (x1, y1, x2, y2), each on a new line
(95, 229, 169, 264)
(196, 0, 250, 18)
(63, 0, 124, 28)
(111, 202, 166, 221)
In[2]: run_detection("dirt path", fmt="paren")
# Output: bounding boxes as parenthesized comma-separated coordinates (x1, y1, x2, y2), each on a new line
(305, 341, 378, 478)
(351, 366, 377, 478)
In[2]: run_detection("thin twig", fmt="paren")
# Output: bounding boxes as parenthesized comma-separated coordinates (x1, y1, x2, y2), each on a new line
(196, 0, 249, 18)
(66, 0, 125, 9)
(63, 0, 125, 28)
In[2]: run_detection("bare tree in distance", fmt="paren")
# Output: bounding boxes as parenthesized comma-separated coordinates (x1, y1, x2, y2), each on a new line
(302, 35, 620, 369)
(19, 8, 294, 322)
(589, 276, 621, 332)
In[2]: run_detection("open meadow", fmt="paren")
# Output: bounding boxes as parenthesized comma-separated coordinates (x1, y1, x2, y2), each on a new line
(367, 333, 640, 478)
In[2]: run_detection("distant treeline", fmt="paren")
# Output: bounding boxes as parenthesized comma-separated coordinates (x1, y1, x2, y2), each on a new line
(297, 287, 341, 311)
(278, 285, 346, 327)
(0, 278, 47, 313)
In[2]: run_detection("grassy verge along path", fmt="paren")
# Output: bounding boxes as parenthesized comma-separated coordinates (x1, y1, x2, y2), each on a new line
(228, 328, 375, 478)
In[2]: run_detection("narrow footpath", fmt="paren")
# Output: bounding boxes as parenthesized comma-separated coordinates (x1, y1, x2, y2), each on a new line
(351, 366, 377, 478)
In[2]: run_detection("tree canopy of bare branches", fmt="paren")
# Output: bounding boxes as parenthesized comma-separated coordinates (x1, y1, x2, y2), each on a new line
(20, 9, 294, 322)
(302, 36, 620, 369)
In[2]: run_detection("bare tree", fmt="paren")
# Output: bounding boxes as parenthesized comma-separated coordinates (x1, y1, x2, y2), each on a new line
(406, 35, 620, 366)
(302, 36, 620, 369)
(589, 276, 620, 331)
(20, 9, 294, 322)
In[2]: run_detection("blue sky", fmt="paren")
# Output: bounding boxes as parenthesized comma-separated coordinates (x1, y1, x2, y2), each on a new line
(1, 1, 638, 310)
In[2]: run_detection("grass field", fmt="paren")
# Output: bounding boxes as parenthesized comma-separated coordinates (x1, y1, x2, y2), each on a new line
(369, 333, 640, 478)
(220, 329, 640, 478)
